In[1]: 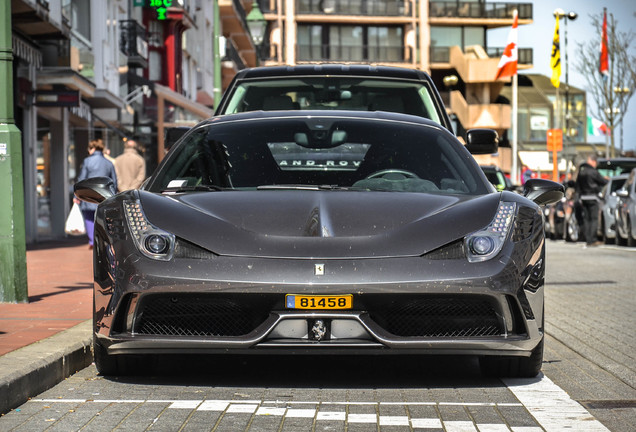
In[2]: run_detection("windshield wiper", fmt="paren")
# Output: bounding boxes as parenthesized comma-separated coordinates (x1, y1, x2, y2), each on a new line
(256, 184, 349, 191)
(161, 185, 226, 193)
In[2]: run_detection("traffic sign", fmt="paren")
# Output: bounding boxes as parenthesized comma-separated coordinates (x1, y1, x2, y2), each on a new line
(546, 129, 563, 152)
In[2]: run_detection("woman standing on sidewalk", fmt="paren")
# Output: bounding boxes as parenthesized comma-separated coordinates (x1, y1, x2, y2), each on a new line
(75, 139, 117, 249)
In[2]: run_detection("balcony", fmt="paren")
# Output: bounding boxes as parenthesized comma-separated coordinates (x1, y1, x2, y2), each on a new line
(430, 1, 532, 20)
(297, 44, 408, 63)
(120, 20, 149, 69)
(451, 90, 511, 130)
(70, 35, 94, 81)
(431, 45, 533, 69)
(219, 0, 257, 67)
(11, 0, 69, 40)
(487, 47, 533, 66)
(297, 0, 411, 16)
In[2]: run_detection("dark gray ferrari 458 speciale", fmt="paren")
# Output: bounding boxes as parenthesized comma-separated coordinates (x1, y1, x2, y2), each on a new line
(75, 110, 564, 377)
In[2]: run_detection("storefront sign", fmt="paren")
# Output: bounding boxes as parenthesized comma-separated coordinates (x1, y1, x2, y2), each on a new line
(34, 90, 80, 107)
(148, 0, 172, 20)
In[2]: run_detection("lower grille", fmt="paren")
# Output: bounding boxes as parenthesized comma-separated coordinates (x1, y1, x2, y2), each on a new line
(368, 297, 504, 338)
(135, 296, 269, 337)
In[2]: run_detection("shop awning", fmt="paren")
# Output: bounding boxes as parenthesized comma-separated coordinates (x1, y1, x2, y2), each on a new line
(518, 151, 567, 172)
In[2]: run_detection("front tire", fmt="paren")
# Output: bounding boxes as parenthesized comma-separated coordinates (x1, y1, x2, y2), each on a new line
(93, 335, 144, 376)
(628, 220, 636, 247)
(479, 338, 544, 378)
(565, 216, 579, 242)
(93, 335, 119, 376)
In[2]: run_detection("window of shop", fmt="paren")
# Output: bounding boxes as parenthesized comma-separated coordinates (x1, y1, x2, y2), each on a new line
(36, 117, 52, 237)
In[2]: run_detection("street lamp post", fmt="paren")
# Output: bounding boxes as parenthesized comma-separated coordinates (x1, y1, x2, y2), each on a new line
(614, 86, 630, 155)
(246, 1, 267, 64)
(553, 9, 577, 152)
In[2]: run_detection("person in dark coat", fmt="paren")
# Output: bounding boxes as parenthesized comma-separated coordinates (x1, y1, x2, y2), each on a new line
(75, 139, 117, 249)
(575, 153, 608, 246)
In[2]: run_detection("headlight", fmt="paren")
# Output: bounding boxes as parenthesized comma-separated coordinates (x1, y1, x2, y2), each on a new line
(465, 202, 516, 263)
(124, 200, 175, 260)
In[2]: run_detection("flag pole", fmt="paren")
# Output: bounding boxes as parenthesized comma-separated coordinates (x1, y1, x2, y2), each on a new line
(512, 74, 518, 185)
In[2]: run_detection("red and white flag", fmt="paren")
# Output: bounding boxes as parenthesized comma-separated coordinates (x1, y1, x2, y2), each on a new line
(494, 10, 518, 80)
(599, 8, 609, 79)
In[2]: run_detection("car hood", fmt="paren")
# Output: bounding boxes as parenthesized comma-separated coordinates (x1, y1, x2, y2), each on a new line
(139, 190, 500, 259)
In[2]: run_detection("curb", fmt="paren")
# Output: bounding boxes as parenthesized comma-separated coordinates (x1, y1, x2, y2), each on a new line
(0, 320, 93, 415)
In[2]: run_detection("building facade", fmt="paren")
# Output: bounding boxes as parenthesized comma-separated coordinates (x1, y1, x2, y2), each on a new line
(10, 0, 247, 244)
(254, 0, 533, 145)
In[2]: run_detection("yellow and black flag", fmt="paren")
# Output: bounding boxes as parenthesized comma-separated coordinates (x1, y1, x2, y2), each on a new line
(550, 16, 561, 88)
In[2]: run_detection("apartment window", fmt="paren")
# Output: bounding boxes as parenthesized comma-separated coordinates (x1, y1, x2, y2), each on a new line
(430, 26, 485, 62)
(298, 25, 403, 62)
(64, 0, 91, 41)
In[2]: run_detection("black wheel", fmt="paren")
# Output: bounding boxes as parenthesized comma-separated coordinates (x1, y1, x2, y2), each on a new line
(479, 338, 544, 378)
(565, 216, 579, 242)
(602, 218, 613, 245)
(628, 220, 636, 247)
(93, 334, 119, 376)
(93, 335, 144, 376)
(616, 228, 628, 246)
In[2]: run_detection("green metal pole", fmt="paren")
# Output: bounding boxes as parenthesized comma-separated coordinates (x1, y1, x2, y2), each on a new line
(0, 1, 28, 303)
(213, 0, 222, 109)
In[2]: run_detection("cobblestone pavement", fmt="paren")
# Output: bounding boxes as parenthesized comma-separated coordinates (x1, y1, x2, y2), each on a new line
(543, 240, 636, 431)
(0, 241, 633, 431)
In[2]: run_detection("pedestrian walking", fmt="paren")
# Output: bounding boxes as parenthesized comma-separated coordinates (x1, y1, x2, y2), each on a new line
(114, 138, 146, 192)
(75, 138, 117, 249)
(575, 153, 608, 246)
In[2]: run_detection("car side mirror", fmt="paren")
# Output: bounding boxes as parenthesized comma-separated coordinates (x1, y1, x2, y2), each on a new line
(74, 177, 116, 204)
(523, 178, 565, 206)
(616, 189, 629, 198)
(465, 129, 498, 154)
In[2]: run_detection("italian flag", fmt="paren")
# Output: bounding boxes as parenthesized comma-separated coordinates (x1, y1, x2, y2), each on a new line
(587, 116, 609, 136)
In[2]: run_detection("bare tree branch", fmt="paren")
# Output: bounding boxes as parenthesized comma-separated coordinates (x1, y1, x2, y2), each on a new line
(575, 11, 636, 155)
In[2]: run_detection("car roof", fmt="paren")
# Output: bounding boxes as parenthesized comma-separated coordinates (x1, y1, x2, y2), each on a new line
(230, 64, 435, 81)
(201, 109, 449, 130)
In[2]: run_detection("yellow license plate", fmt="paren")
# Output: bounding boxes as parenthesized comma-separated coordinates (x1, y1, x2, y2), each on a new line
(285, 294, 352, 309)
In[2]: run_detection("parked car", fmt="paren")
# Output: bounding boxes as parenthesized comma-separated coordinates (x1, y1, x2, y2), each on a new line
(552, 183, 583, 242)
(75, 110, 563, 378)
(597, 157, 636, 178)
(480, 165, 514, 192)
(615, 168, 636, 246)
(215, 64, 454, 131)
(546, 196, 566, 240)
(597, 174, 629, 244)
(559, 158, 636, 243)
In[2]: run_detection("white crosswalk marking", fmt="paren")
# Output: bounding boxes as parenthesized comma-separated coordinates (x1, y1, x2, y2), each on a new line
(29, 374, 609, 431)
(168, 400, 201, 409)
(226, 403, 258, 413)
(503, 375, 610, 432)
(256, 406, 286, 416)
(316, 411, 346, 421)
(476, 424, 510, 432)
(445, 421, 478, 432)
(410, 418, 443, 428)
(198, 401, 229, 411)
(285, 408, 316, 418)
(348, 413, 377, 423)
(379, 416, 410, 426)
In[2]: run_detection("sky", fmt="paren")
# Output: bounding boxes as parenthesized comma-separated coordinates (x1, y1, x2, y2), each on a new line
(488, 0, 636, 153)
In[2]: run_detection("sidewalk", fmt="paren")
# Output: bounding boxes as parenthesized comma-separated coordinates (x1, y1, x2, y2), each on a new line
(0, 237, 95, 414)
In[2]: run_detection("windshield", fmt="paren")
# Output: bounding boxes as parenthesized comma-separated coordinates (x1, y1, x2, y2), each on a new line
(220, 77, 443, 126)
(147, 116, 488, 195)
